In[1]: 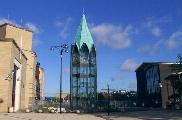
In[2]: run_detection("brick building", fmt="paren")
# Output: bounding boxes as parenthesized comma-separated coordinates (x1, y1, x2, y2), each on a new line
(0, 23, 44, 112)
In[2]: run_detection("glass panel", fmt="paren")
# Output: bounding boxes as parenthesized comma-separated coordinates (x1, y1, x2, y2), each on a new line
(71, 45, 97, 110)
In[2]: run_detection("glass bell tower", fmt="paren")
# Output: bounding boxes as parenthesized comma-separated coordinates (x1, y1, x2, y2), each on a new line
(70, 14, 97, 112)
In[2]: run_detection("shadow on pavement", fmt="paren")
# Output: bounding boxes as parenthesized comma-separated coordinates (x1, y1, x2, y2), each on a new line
(93, 110, 182, 120)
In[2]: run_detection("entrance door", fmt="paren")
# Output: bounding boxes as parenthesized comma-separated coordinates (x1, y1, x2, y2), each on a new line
(12, 65, 18, 108)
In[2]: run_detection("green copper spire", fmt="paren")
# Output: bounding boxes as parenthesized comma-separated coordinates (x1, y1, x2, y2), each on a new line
(75, 14, 94, 51)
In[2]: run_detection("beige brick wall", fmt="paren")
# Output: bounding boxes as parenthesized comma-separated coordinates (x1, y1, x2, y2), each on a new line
(0, 39, 27, 112)
(3, 24, 37, 108)
(10, 40, 27, 110)
(0, 25, 6, 39)
(39, 68, 44, 100)
(0, 41, 12, 112)
(0, 24, 44, 111)
(5, 25, 32, 51)
(25, 54, 37, 108)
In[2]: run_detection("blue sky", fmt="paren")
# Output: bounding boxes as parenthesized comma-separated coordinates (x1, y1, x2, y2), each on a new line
(0, 0, 182, 96)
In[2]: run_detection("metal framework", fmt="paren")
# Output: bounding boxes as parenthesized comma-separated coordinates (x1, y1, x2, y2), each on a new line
(70, 44, 97, 111)
(70, 14, 97, 112)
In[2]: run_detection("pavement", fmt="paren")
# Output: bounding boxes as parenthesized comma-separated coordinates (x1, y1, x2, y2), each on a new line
(0, 113, 104, 120)
(0, 110, 182, 120)
(95, 110, 182, 120)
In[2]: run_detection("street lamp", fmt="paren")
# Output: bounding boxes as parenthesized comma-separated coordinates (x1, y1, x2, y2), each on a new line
(101, 84, 115, 116)
(50, 44, 69, 113)
(177, 54, 182, 72)
(177, 54, 182, 61)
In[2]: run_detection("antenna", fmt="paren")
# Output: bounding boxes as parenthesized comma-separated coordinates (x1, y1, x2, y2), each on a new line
(82, 8, 85, 15)
(20, 18, 23, 26)
(7, 14, 10, 22)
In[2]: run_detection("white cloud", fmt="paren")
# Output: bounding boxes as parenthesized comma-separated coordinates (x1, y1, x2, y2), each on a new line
(147, 16, 171, 25)
(151, 27, 161, 37)
(165, 30, 182, 49)
(90, 23, 132, 49)
(25, 22, 42, 47)
(55, 17, 72, 39)
(142, 16, 171, 37)
(121, 59, 139, 71)
(138, 40, 162, 55)
(32, 38, 43, 47)
(0, 17, 14, 25)
(138, 30, 182, 54)
(0, 18, 40, 35)
(25, 22, 39, 34)
(0, 17, 43, 47)
(0, 17, 20, 27)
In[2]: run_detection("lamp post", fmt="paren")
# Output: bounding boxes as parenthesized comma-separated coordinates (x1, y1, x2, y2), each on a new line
(50, 44, 69, 113)
(101, 84, 115, 116)
(177, 54, 182, 72)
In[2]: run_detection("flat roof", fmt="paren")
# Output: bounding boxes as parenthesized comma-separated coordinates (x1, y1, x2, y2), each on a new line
(135, 62, 175, 72)
(0, 23, 33, 33)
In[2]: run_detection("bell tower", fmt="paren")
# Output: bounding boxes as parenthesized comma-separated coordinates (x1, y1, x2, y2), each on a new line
(70, 14, 97, 112)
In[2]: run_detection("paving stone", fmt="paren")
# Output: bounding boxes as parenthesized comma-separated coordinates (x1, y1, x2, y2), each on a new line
(0, 113, 105, 120)
(1, 111, 182, 120)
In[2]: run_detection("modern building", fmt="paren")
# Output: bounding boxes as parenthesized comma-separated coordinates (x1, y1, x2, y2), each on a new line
(70, 14, 97, 112)
(0, 23, 44, 112)
(135, 62, 175, 109)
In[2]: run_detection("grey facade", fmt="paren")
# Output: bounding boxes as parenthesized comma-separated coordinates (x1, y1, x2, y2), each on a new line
(136, 62, 174, 108)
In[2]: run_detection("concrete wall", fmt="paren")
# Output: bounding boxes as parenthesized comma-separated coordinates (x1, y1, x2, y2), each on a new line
(136, 62, 175, 109)
(159, 63, 174, 109)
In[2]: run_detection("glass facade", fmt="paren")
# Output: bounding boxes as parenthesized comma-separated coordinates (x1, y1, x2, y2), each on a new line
(136, 63, 162, 107)
(146, 65, 160, 94)
(70, 14, 97, 111)
(70, 44, 97, 111)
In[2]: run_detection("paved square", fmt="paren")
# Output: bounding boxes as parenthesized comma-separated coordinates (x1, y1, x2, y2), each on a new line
(0, 110, 182, 120)
(0, 113, 104, 120)
(96, 110, 182, 120)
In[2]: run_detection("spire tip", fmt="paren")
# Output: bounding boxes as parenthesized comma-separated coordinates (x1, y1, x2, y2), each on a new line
(82, 8, 85, 15)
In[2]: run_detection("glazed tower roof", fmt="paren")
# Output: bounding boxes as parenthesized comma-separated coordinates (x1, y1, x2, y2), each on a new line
(74, 14, 94, 51)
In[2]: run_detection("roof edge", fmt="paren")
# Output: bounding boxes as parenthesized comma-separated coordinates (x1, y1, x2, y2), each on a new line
(0, 23, 33, 33)
(135, 62, 176, 72)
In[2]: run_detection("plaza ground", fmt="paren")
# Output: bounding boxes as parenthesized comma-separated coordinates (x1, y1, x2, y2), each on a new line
(96, 110, 182, 120)
(0, 110, 182, 120)
(0, 113, 104, 120)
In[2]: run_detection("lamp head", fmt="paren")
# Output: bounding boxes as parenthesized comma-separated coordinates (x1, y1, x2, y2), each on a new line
(177, 53, 182, 59)
(65, 50, 69, 53)
(50, 47, 54, 51)
(65, 45, 68, 49)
